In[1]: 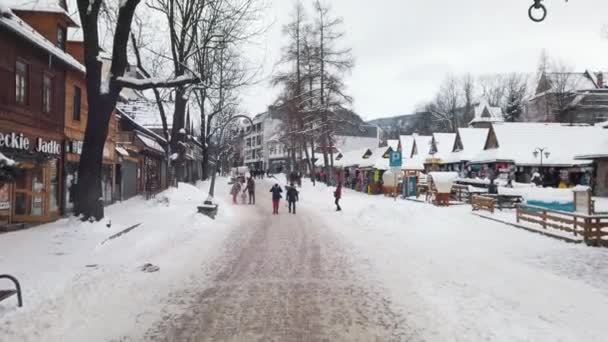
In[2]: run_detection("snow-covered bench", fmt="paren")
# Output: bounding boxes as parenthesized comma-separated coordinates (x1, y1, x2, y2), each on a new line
(0, 274, 22, 307)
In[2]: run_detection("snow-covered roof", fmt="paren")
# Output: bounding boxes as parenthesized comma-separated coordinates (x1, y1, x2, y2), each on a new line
(387, 139, 399, 151)
(373, 146, 391, 170)
(431, 133, 456, 160)
(333, 135, 379, 153)
(5, 0, 68, 15)
(442, 128, 489, 164)
(117, 99, 201, 136)
(136, 132, 165, 154)
(412, 135, 433, 158)
(471, 123, 600, 166)
(0, 6, 85, 73)
(402, 156, 425, 171)
(399, 135, 415, 158)
(334, 148, 375, 168)
(469, 100, 504, 125)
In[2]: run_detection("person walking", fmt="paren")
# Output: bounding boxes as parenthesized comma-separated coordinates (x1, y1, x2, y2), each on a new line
(230, 181, 242, 204)
(270, 183, 283, 214)
(334, 182, 342, 211)
(244, 176, 256, 204)
(286, 183, 299, 214)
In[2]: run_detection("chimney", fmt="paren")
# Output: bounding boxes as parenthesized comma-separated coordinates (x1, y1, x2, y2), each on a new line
(597, 72, 604, 88)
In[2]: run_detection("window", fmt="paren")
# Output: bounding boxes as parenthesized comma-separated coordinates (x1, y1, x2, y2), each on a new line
(57, 26, 66, 50)
(73, 86, 81, 121)
(42, 74, 52, 113)
(15, 60, 28, 105)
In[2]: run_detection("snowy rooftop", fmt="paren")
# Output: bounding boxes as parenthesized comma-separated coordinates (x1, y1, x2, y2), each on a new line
(0, 5, 84, 73)
(334, 148, 375, 168)
(412, 135, 433, 159)
(469, 100, 504, 124)
(471, 122, 602, 166)
(4, 0, 70, 16)
(431, 132, 456, 160)
(442, 128, 489, 164)
(117, 99, 201, 136)
(399, 135, 415, 158)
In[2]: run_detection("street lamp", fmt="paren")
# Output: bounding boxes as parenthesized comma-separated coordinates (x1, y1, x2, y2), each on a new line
(529, 0, 570, 23)
(533, 147, 551, 168)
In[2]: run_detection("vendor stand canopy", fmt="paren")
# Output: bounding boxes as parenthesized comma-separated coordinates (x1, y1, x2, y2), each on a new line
(429, 172, 459, 193)
(471, 123, 602, 166)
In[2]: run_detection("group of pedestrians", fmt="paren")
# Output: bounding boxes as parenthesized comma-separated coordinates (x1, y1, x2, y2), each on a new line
(229, 174, 343, 214)
(230, 176, 256, 205)
(269, 183, 300, 214)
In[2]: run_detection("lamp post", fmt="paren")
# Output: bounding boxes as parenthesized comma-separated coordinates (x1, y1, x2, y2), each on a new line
(529, 0, 570, 23)
(533, 147, 551, 169)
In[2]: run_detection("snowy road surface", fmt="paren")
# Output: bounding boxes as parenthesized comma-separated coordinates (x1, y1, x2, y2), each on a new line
(1, 178, 608, 341)
(144, 183, 414, 341)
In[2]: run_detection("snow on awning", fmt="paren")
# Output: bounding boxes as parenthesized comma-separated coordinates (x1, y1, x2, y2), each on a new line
(115, 146, 129, 157)
(136, 133, 165, 154)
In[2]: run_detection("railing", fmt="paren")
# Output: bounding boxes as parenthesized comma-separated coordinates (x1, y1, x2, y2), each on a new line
(517, 204, 608, 246)
(472, 195, 496, 213)
(451, 184, 470, 202)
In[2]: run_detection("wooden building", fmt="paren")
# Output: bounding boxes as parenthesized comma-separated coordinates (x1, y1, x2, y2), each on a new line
(62, 37, 118, 213)
(0, 3, 81, 224)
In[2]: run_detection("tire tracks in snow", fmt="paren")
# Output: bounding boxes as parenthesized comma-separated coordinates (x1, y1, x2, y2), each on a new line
(142, 182, 418, 341)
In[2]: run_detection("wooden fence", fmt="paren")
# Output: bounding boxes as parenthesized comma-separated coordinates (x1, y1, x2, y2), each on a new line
(472, 195, 496, 213)
(451, 184, 470, 202)
(517, 204, 608, 246)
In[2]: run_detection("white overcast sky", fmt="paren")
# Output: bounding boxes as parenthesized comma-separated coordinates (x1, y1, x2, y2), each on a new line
(240, 0, 608, 121)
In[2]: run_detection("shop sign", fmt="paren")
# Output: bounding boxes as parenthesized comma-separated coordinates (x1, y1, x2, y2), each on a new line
(0, 131, 61, 155)
(36, 138, 61, 155)
(67, 140, 84, 155)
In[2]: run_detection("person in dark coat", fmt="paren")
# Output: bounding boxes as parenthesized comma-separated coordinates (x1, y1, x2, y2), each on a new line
(244, 177, 255, 205)
(270, 183, 283, 214)
(285, 183, 299, 214)
(334, 182, 342, 211)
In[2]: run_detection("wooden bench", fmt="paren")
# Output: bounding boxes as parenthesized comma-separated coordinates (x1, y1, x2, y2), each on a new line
(0, 274, 22, 307)
(471, 195, 496, 213)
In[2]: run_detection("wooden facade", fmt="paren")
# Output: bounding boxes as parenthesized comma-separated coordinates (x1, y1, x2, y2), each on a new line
(0, 26, 68, 224)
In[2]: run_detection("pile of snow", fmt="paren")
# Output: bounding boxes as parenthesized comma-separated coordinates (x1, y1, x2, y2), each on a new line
(0, 3, 13, 17)
(429, 172, 458, 193)
(0, 152, 15, 166)
(0, 179, 242, 341)
(295, 179, 608, 341)
(499, 186, 574, 204)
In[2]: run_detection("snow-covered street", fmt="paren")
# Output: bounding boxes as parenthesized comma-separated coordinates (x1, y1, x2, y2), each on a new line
(2, 178, 608, 341)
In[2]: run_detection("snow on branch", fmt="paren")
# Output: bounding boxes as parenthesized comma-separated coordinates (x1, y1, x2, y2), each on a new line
(115, 74, 200, 90)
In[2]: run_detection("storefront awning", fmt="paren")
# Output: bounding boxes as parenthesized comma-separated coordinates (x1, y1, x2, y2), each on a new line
(115, 146, 130, 157)
(136, 133, 165, 154)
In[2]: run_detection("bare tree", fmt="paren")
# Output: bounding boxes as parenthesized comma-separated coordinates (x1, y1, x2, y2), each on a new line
(313, 0, 353, 184)
(479, 74, 507, 108)
(427, 75, 461, 133)
(547, 60, 577, 123)
(74, 0, 199, 220)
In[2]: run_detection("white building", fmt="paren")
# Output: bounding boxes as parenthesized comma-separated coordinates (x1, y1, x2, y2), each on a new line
(243, 112, 288, 172)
